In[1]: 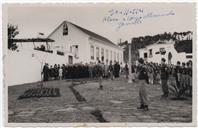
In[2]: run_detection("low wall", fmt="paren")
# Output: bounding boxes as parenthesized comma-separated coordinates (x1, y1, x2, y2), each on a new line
(5, 49, 68, 86)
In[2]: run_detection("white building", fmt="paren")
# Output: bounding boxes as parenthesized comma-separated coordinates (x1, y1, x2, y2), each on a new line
(138, 40, 192, 65)
(174, 31, 193, 41)
(48, 21, 123, 64)
(6, 21, 123, 86)
(15, 20, 124, 65)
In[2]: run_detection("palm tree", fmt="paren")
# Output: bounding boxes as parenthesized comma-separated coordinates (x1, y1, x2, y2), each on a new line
(8, 24, 19, 50)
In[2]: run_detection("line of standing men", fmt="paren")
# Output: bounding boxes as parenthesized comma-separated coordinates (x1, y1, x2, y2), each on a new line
(42, 61, 122, 82)
(134, 58, 192, 111)
(175, 61, 192, 97)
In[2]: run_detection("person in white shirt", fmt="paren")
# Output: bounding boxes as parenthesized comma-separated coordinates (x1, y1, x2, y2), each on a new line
(59, 67, 63, 80)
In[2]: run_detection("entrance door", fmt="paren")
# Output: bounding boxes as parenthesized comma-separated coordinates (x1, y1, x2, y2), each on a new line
(68, 56, 73, 64)
(144, 53, 148, 61)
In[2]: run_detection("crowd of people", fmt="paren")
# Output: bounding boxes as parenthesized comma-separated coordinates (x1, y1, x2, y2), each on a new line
(42, 61, 122, 82)
(137, 59, 192, 97)
(42, 58, 192, 111)
(42, 59, 192, 95)
(135, 58, 192, 111)
(124, 60, 192, 95)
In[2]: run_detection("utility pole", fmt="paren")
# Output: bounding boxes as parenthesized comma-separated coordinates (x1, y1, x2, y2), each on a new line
(128, 41, 132, 83)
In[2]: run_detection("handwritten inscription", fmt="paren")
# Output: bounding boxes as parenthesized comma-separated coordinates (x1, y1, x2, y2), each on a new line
(103, 9, 175, 30)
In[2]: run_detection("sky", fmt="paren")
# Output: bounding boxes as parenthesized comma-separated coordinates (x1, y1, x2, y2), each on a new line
(7, 3, 195, 44)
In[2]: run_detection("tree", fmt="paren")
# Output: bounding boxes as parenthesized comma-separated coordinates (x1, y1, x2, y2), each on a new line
(8, 24, 19, 50)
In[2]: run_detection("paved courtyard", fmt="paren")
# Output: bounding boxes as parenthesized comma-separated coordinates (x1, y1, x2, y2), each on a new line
(8, 76, 192, 123)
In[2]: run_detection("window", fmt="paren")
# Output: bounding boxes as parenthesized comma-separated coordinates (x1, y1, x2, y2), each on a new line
(159, 48, 166, 55)
(70, 46, 72, 53)
(144, 53, 148, 58)
(105, 49, 109, 62)
(55, 46, 60, 48)
(68, 56, 73, 64)
(74, 45, 79, 58)
(110, 51, 112, 61)
(90, 45, 94, 60)
(114, 52, 116, 61)
(149, 49, 153, 57)
(63, 23, 68, 36)
(101, 48, 104, 61)
(159, 48, 165, 52)
(186, 55, 192, 58)
(96, 47, 99, 60)
(57, 51, 64, 56)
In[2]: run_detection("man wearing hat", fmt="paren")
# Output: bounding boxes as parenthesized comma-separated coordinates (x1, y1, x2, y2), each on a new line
(160, 58, 169, 97)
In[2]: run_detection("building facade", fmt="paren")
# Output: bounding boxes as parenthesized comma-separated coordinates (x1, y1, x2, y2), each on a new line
(6, 21, 123, 86)
(138, 40, 192, 65)
(48, 21, 123, 64)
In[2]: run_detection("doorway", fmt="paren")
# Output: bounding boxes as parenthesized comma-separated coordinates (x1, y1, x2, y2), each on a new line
(68, 56, 73, 64)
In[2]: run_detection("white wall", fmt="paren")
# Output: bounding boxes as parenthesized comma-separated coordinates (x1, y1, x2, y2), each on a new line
(48, 21, 90, 64)
(5, 49, 68, 86)
(138, 48, 147, 60)
(139, 44, 192, 65)
(89, 38, 123, 64)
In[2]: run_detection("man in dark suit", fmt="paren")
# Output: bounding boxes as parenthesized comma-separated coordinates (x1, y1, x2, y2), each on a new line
(175, 61, 181, 89)
(187, 61, 192, 96)
(108, 61, 114, 80)
(160, 58, 169, 97)
(42, 63, 49, 81)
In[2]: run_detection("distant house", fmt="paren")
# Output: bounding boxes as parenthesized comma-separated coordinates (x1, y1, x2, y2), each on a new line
(48, 21, 123, 64)
(174, 31, 193, 41)
(138, 40, 192, 64)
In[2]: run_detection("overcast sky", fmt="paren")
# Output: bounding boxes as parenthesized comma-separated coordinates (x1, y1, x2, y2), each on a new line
(7, 3, 195, 44)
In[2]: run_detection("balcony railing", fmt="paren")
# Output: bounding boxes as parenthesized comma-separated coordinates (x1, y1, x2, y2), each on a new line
(34, 47, 53, 53)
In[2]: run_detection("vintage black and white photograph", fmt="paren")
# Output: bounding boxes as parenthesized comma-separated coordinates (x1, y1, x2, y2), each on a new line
(3, 3, 196, 126)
